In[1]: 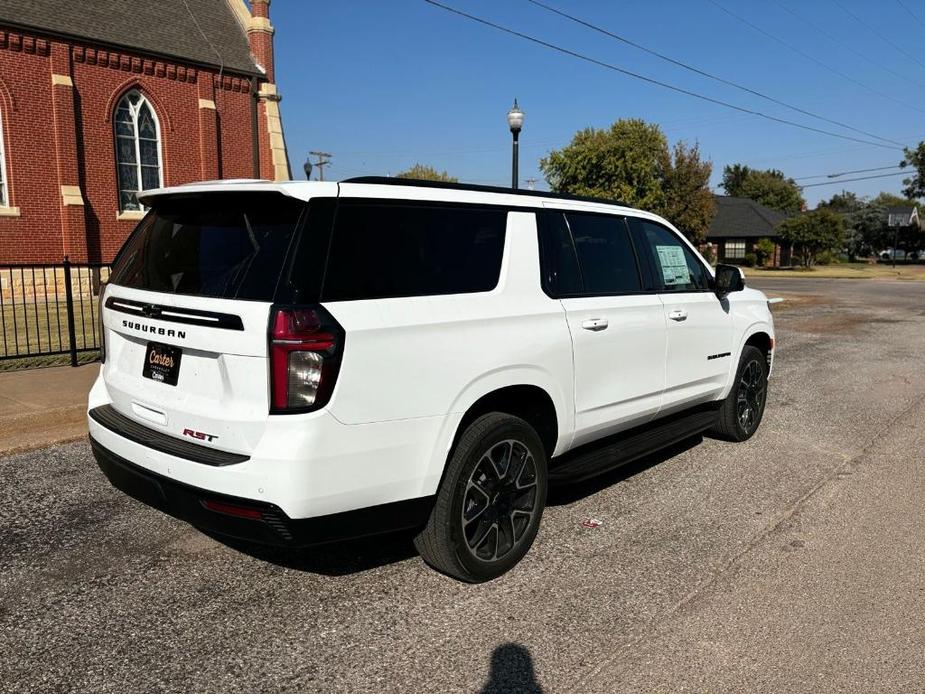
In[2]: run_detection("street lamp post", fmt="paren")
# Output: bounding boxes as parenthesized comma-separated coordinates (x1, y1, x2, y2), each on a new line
(507, 99, 524, 190)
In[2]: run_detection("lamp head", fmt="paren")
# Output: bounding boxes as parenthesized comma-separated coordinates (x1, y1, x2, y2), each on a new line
(507, 98, 524, 133)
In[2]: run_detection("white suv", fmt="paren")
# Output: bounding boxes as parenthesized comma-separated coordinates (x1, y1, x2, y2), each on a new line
(89, 177, 774, 582)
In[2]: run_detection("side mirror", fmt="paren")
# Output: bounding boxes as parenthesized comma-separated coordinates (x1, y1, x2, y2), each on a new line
(714, 263, 745, 297)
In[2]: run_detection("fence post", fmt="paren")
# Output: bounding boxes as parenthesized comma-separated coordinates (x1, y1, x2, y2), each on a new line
(63, 256, 79, 367)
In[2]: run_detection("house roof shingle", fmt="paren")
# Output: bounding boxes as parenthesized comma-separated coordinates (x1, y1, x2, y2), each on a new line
(706, 195, 790, 239)
(0, 0, 258, 75)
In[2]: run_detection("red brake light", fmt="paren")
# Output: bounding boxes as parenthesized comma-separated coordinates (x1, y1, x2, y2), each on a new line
(269, 306, 343, 413)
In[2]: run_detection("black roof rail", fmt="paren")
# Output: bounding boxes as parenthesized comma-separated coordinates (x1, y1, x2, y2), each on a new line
(340, 176, 634, 209)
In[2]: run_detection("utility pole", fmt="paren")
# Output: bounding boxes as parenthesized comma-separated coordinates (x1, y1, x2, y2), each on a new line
(525, 178, 538, 191)
(308, 151, 332, 181)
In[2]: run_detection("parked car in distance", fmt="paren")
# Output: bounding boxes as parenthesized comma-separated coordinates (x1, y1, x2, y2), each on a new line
(879, 248, 925, 261)
(88, 177, 775, 582)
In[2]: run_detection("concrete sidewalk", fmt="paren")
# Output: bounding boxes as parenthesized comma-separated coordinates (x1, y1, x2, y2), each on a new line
(0, 364, 98, 455)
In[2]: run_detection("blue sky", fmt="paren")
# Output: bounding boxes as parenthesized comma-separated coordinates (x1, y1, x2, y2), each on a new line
(273, 0, 925, 207)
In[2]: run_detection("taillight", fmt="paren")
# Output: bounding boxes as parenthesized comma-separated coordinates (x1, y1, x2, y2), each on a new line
(268, 306, 343, 413)
(98, 284, 107, 364)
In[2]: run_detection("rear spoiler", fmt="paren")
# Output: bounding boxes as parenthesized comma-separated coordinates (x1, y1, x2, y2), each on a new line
(137, 180, 337, 206)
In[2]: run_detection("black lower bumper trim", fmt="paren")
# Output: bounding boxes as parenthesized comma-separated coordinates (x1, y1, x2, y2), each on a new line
(90, 436, 435, 547)
(89, 404, 249, 466)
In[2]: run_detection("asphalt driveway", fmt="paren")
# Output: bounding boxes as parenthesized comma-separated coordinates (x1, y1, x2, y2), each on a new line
(1, 278, 923, 693)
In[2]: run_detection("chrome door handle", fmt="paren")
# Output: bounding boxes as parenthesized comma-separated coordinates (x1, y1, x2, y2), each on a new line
(581, 318, 609, 331)
(668, 309, 688, 322)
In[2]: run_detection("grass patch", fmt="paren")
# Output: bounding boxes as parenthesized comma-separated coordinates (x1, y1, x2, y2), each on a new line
(744, 263, 925, 280)
(0, 300, 102, 365)
(0, 351, 100, 372)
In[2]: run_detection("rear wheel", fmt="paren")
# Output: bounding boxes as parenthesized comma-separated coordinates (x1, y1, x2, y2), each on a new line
(414, 413, 547, 582)
(709, 345, 768, 442)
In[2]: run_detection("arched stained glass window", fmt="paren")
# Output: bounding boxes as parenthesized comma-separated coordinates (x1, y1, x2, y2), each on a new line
(114, 90, 162, 211)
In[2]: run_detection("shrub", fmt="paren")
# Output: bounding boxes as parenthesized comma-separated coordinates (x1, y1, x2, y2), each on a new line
(700, 242, 717, 265)
(743, 253, 757, 267)
(816, 249, 840, 265)
(754, 237, 776, 267)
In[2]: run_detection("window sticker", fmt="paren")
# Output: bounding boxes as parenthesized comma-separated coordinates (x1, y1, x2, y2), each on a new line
(655, 245, 691, 286)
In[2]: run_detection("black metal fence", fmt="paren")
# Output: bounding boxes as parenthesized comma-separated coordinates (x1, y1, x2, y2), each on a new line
(0, 258, 111, 368)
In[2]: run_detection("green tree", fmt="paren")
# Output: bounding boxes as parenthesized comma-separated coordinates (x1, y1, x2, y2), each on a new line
(870, 191, 923, 255)
(720, 164, 805, 214)
(817, 190, 924, 260)
(819, 190, 872, 260)
(778, 209, 845, 267)
(870, 191, 911, 209)
(540, 119, 668, 209)
(395, 164, 458, 182)
(900, 142, 925, 199)
(818, 190, 863, 214)
(720, 163, 751, 197)
(658, 141, 715, 243)
(540, 119, 714, 241)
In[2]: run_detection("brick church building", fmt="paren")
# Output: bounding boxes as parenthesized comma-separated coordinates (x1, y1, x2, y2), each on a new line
(0, 0, 290, 265)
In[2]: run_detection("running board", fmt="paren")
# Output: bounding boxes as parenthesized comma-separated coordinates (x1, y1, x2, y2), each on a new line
(548, 406, 719, 484)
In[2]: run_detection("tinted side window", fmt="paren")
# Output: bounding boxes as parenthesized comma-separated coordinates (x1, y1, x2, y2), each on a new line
(537, 211, 581, 296)
(638, 220, 709, 292)
(566, 213, 641, 294)
(322, 203, 506, 301)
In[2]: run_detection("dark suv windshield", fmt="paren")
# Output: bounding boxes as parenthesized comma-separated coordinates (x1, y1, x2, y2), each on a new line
(109, 192, 305, 301)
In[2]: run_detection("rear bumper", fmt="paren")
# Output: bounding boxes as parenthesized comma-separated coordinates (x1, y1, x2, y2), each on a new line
(91, 436, 434, 547)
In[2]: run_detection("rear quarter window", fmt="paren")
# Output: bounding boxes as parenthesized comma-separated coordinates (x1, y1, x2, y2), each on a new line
(321, 202, 507, 301)
(109, 192, 306, 301)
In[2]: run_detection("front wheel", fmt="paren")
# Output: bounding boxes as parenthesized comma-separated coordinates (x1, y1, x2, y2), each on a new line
(414, 413, 548, 582)
(709, 345, 768, 442)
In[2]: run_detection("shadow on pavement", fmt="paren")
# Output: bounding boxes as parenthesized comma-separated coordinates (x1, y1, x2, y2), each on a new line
(206, 527, 420, 576)
(210, 435, 705, 576)
(481, 643, 543, 693)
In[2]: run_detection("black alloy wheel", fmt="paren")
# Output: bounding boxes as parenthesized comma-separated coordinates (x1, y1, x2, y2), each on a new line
(414, 413, 548, 582)
(736, 358, 767, 436)
(708, 345, 769, 442)
(462, 439, 538, 562)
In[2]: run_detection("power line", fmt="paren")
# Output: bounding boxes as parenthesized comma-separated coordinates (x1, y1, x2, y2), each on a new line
(423, 0, 903, 150)
(896, 0, 925, 32)
(706, 0, 925, 117)
(799, 170, 908, 188)
(526, 0, 902, 147)
(833, 0, 925, 72)
(770, 0, 925, 91)
(794, 164, 903, 181)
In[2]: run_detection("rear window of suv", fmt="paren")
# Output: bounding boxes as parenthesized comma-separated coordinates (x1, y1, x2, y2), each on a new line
(109, 192, 305, 301)
(321, 202, 507, 301)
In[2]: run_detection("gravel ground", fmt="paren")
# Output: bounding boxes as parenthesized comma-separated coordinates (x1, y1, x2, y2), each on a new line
(1, 278, 923, 693)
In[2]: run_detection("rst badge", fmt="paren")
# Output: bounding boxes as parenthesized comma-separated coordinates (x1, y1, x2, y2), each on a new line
(182, 428, 219, 443)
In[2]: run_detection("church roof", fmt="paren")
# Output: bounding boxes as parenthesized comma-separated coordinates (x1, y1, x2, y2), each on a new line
(0, 0, 259, 75)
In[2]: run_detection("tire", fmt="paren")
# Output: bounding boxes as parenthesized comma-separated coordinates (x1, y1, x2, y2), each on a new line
(709, 345, 769, 442)
(414, 413, 548, 583)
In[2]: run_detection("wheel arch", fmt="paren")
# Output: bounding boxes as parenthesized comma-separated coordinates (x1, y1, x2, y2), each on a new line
(721, 323, 775, 398)
(452, 385, 560, 459)
(420, 370, 571, 497)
